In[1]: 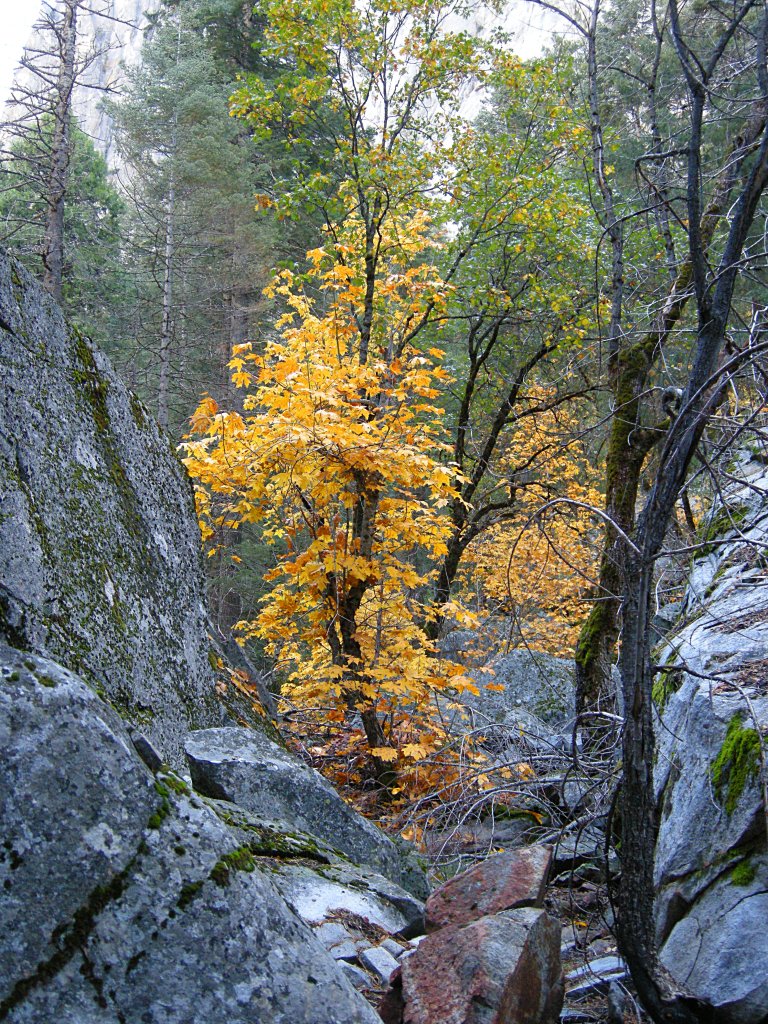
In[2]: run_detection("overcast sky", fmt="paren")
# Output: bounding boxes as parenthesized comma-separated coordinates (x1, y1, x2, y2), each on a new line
(0, 1, 41, 105)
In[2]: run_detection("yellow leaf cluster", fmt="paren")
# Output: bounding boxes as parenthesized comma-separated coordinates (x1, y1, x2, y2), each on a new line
(184, 215, 476, 756)
(462, 391, 602, 655)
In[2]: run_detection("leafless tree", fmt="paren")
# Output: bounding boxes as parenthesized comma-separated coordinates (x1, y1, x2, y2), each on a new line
(0, 0, 131, 300)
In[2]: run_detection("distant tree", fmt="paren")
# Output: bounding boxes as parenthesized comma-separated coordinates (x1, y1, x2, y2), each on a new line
(0, 0, 122, 301)
(0, 120, 127, 346)
(108, 0, 327, 433)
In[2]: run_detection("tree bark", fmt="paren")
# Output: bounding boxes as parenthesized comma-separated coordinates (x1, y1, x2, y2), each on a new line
(42, 0, 78, 302)
(157, 180, 175, 430)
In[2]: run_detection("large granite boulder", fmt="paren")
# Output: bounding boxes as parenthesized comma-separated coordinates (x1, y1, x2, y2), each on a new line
(0, 644, 381, 1024)
(652, 457, 768, 1023)
(0, 250, 224, 764)
(185, 726, 426, 894)
(467, 650, 576, 729)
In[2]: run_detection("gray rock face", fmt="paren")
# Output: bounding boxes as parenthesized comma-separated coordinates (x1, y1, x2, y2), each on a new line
(0, 250, 222, 764)
(0, 644, 380, 1024)
(659, 856, 768, 1024)
(466, 649, 576, 728)
(653, 457, 768, 1024)
(185, 726, 419, 891)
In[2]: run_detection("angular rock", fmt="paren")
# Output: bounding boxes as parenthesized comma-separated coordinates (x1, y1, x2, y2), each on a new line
(382, 908, 562, 1024)
(313, 922, 360, 960)
(340, 961, 371, 990)
(382, 937, 406, 958)
(659, 854, 768, 1024)
(0, 250, 227, 765)
(185, 726, 422, 890)
(651, 459, 768, 1023)
(425, 845, 552, 932)
(469, 650, 576, 727)
(359, 945, 400, 984)
(565, 955, 626, 983)
(654, 675, 767, 894)
(565, 955, 627, 1001)
(0, 646, 380, 1024)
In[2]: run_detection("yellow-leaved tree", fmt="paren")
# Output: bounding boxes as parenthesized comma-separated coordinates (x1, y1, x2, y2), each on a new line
(184, 214, 478, 781)
(463, 393, 602, 654)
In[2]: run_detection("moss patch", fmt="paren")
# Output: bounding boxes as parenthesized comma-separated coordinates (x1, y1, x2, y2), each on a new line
(697, 503, 750, 556)
(711, 715, 762, 815)
(177, 880, 204, 909)
(730, 858, 757, 887)
(147, 781, 172, 829)
(210, 846, 256, 886)
(652, 668, 683, 713)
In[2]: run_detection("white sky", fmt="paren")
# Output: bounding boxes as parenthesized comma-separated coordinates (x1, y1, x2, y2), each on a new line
(0, 0, 42, 105)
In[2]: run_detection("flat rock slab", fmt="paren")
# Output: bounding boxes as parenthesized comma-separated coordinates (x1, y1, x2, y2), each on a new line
(659, 854, 768, 1024)
(0, 647, 380, 1024)
(270, 861, 423, 935)
(185, 727, 412, 888)
(380, 907, 563, 1024)
(425, 845, 552, 932)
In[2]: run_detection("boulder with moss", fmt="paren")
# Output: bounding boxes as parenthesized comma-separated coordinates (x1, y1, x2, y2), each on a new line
(0, 249, 240, 763)
(653, 456, 768, 1023)
(0, 643, 386, 1023)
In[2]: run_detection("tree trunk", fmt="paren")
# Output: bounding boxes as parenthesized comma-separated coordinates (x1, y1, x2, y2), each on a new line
(157, 181, 175, 430)
(42, 0, 78, 302)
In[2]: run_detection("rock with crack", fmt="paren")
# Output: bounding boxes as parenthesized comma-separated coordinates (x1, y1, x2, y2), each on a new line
(0, 645, 381, 1023)
(185, 726, 426, 893)
(380, 907, 563, 1024)
(652, 457, 768, 1024)
(0, 249, 272, 765)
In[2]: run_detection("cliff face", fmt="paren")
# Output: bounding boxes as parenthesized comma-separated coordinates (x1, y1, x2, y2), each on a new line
(2, 0, 156, 170)
(0, 247, 222, 763)
(71, 0, 155, 168)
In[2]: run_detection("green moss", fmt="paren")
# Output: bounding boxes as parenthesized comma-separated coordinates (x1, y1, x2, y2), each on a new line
(177, 880, 204, 909)
(730, 859, 757, 887)
(210, 846, 256, 886)
(129, 394, 147, 430)
(147, 782, 172, 829)
(652, 668, 683, 713)
(711, 715, 762, 815)
(574, 603, 605, 675)
(34, 673, 57, 688)
(72, 329, 110, 433)
(697, 503, 750, 557)
(162, 772, 190, 797)
(213, 808, 330, 861)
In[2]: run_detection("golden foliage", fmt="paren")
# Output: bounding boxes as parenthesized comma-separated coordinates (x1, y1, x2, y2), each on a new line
(463, 395, 602, 654)
(184, 215, 475, 775)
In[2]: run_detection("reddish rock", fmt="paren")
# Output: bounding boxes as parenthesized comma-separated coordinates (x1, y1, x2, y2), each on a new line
(425, 844, 552, 932)
(384, 907, 562, 1024)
